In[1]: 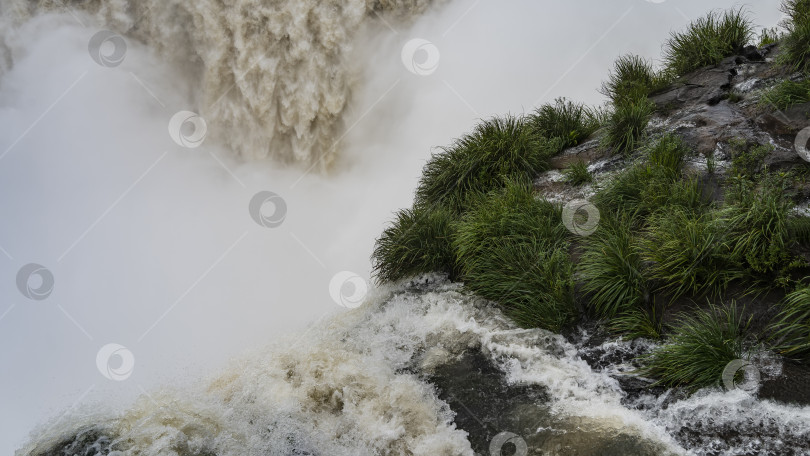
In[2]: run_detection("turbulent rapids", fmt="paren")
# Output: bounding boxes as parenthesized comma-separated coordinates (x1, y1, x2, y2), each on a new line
(1, 0, 433, 168)
(17, 277, 810, 455)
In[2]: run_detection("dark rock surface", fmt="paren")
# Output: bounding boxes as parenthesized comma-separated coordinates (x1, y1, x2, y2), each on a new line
(425, 347, 550, 454)
(28, 427, 114, 456)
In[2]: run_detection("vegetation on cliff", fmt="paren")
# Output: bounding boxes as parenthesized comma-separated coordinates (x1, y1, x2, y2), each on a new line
(373, 2, 810, 391)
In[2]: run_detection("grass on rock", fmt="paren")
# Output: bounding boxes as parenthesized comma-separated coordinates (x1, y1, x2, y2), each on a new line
(728, 140, 772, 178)
(611, 305, 664, 340)
(530, 98, 601, 147)
(640, 302, 753, 389)
(595, 135, 708, 221)
(578, 213, 648, 319)
(760, 78, 810, 110)
(643, 209, 740, 300)
(415, 115, 560, 214)
(720, 178, 793, 275)
(663, 8, 754, 76)
(453, 181, 575, 331)
(779, 0, 810, 71)
(600, 54, 671, 106)
(563, 160, 593, 186)
(771, 283, 810, 361)
(372, 205, 458, 283)
(602, 98, 654, 154)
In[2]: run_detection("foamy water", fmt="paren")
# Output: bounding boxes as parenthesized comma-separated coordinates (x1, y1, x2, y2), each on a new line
(19, 277, 810, 455)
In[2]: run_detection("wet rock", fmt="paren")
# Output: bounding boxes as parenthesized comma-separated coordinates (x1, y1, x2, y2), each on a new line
(26, 427, 114, 456)
(426, 347, 550, 455)
(759, 360, 810, 406)
(612, 374, 668, 407)
(741, 45, 765, 62)
(547, 138, 605, 170)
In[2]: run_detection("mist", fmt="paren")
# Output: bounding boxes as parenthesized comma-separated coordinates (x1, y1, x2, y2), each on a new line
(0, 0, 784, 453)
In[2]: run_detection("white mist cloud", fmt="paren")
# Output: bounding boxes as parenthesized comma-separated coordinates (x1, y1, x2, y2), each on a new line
(0, 0, 783, 453)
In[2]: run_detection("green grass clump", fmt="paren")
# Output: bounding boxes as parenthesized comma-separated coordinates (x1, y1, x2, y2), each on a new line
(453, 182, 575, 331)
(643, 209, 739, 300)
(647, 133, 688, 178)
(530, 98, 601, 147)
(721, 181, 793, 275)
(663, 8, 754, 76)
(728, 140, 772, 178)
(453, 180, 568, 265)
(578, 214, 648, 319)
(602, 98, 654, 154)
(595, 165, 708, 222)
(788, 215, 810, 246)
(640, 303, 753, 389)
(600, 54, 671, 106)
(611, 305, 664, 340)
(595, 135, 708, 221)
(778, 0, 810, 72)
(465, 237, 575, 331)
(759, 27, 781, 47)
(415, 115, 559, 214)
(563, 160, 593, 186)
(372, 206, 458, 282)
(760, 78, 810, 110)
(771, 283, 810, 361)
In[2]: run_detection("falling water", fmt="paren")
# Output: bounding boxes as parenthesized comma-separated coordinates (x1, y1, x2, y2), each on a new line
(1, 0, 434, 168)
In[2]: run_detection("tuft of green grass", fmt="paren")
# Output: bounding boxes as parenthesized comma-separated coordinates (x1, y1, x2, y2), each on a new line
(720, 180, 793, 275)
(372, 205, 458, 283)
(611, 304, 664, 340)
(600, 54, 671, 106)
(530, 98, 601, 147)
(596, 165, 707, 222)
(453, 181, 575, 331)
(663, 8, 755, 76)
(595, 135, 708, 221)
(728, 140, 772, 178)
(778, 0, 810, 72)
(647, 133, 688, 178)
(465, 237, 576, 331)
(415, 115, 559, 214)
(788, 215, 810, 246)
(594, 163, 655, 220)
(639, 302, 753, 390)
(758, 27, 781, 47)
(706, 151, 717, 175)
(602, 98, 654, 154)
(578, 214, 648, 319)
(453, 180, 568, 266)
(563, 160, 593, 186)
(771, 283, 810, 361)
(760, 78, 810, 110)
(643, 209, 740, 300)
